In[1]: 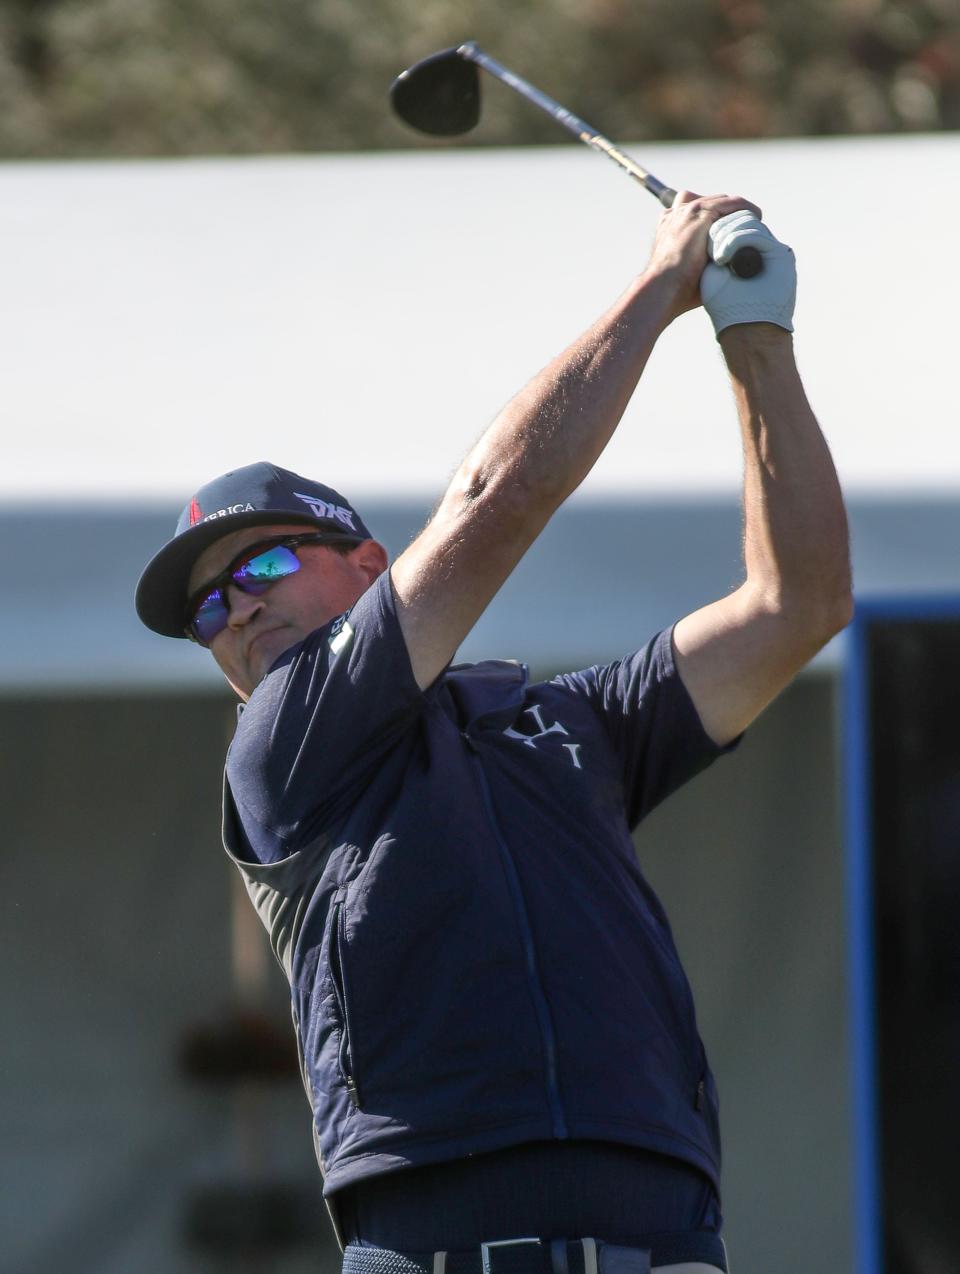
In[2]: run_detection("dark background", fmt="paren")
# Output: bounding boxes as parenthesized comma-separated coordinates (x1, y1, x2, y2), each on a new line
(870, 617, 960, 1273)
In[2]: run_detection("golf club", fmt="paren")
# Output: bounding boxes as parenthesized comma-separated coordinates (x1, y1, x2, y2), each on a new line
(391, 42, 763, 280)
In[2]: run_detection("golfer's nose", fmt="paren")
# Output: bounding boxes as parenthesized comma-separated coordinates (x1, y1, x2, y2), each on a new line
(225, 583, 266, 628)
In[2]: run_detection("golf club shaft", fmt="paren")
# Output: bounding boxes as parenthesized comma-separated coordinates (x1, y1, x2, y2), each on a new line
(456, 42, 763, 280)
(459, 43, 676, 208)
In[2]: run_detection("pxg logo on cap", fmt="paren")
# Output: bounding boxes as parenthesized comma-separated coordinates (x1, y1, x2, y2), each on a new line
(292, 490, 360, 531)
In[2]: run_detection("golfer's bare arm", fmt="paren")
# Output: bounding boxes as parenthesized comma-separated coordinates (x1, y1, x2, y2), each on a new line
(391, 193, 755, 692)
(389, 272, 669, 691)
(671, 325, 852, 746)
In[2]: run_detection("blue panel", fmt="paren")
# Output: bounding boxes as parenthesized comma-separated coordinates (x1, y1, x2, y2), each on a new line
(844, 608, 882, 1274)
(843, 595, 960, 1274)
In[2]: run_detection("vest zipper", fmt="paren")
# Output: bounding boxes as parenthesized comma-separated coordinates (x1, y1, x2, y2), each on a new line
(328, 897, 360, 1108)
(464, 731, 568, 1138)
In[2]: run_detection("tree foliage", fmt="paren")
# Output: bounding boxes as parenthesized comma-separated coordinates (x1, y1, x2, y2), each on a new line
(0, 0, 957, 158)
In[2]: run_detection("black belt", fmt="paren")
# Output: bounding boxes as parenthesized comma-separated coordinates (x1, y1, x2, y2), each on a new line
(343, 1233, 728, 1274)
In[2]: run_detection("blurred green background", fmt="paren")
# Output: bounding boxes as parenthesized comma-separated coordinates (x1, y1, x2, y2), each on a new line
(1, 0, 958, 158)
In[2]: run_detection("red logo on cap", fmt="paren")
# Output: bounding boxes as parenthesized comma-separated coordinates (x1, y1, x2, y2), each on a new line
(188, 498, 203, 526)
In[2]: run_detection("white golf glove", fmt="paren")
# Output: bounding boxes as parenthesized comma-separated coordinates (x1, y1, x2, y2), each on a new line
(701, 212, 796, 337)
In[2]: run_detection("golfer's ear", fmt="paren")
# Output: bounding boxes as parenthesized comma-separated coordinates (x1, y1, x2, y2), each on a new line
(351, 539, 389, 584)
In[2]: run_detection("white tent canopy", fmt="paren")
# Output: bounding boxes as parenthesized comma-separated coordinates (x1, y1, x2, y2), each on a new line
(3, 136, 958, 688)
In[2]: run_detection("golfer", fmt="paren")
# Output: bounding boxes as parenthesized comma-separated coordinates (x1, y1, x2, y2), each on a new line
(136, 193, 851, 1274)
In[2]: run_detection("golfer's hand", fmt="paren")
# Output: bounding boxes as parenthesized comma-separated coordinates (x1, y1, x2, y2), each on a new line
(647, 192, 762, 321)
(701, 213, 796, 337)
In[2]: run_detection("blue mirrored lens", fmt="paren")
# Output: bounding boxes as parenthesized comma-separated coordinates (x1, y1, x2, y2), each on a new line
(192, 588, 228, 645)
(234, 544, 301, 591)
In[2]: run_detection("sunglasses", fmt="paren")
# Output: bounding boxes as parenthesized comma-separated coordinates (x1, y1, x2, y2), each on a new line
(185, 533, 353, 647)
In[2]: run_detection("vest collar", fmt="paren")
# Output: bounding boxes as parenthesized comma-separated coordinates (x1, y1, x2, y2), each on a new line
(440, 659, 529, 730)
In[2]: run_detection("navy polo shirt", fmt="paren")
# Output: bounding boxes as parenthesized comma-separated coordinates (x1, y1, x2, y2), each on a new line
(222, 570, 733, 1197)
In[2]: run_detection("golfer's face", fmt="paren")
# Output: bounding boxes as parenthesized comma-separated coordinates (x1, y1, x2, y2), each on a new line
(187, 524, 379, 700)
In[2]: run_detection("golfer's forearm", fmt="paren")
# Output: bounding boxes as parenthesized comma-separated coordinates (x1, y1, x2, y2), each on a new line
(723, 326, 852, 634)
(446, 271, 675, 520)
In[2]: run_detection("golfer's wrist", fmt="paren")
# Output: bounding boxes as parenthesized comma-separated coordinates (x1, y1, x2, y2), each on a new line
(633, 264, 696, 331)
(719, 323, 794, 355)
(719, 324, 797, 383)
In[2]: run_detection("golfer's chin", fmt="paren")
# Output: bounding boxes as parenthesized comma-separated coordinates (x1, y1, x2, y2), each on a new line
(230, 627, 301, 700)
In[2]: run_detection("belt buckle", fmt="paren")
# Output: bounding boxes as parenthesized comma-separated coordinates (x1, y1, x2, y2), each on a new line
(480, 1237, 541, 1274)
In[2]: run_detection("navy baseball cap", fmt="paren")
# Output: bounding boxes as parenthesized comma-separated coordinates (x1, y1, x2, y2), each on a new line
(135, 461, 372, 638)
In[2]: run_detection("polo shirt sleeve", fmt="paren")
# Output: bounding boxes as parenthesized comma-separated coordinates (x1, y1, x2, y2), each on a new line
(551, 626, 740, 830)
(224, 569, 423, 863)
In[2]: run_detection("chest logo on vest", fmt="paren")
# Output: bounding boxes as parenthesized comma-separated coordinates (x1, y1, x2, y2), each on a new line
(503, 704, 583, 770)
(328, 615, 354, 657)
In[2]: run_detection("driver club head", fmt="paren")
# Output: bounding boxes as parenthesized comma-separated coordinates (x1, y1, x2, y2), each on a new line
(390, 46, 481, 136)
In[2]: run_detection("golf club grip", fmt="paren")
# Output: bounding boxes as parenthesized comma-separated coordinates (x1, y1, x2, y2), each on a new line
(728, 247, 763, 279)
(660, 185, 763, 279)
